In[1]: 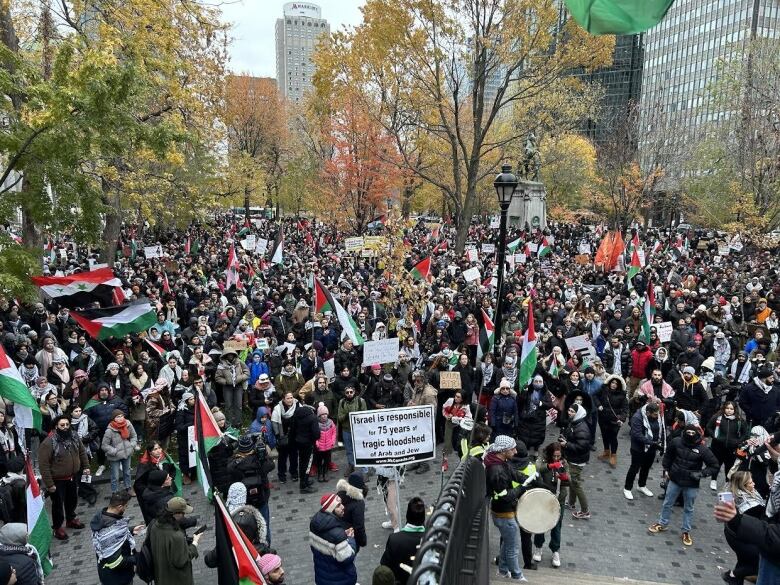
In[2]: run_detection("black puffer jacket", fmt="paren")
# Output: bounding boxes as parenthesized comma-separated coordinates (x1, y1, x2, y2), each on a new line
(292, 404, 321, 446)
(228, 450, 275, 509)
(140, 484, 174, 523)
(662, 432, 719, 488)
(336, 479, 367, 550)
(563, 406, 591, 465)
(208, 435, 236, 499)
(596, 375, 629, 429)
(516, 387, 552, 448)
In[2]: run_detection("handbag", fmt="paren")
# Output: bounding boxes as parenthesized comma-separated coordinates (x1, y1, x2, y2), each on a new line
(157, 411, 175, 441)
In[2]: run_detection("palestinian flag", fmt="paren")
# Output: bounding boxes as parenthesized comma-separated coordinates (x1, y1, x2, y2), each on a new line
(626, 249, 641, 292)
(162, 272, 171, 295)
(130, 239, 137, 261)
(70, 298, 157, 341)
(564, 0, 674, 34)
(507, 237, 523, 253)
(184, 236, 191, 255)
(477, 309, 494, 361)
(314, 278, 364, 346)
(144, 337, 166, 360)
(26, 457, 53, 575)
(213, 493, 265, 584)
(518, 301, 538, 389)
(651, 240, 663, 255)
(410, 257, 431, 282)
(31, 267, 124, 308)
(537, 237, 551, 258)
(270, 231, 284, 266)
(225, 242, 240, 290)
(432, 240, 447, 254)
(191, 238, 201, 255)
(641, 280, 656, 344)
(0, 346, 41, 430)
(368, 213, 387, 227)
(164, 452, 183, 497)
(194, 388, 223, 499)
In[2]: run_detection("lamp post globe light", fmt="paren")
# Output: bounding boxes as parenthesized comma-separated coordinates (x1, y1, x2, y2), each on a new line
(492, 163, 518, 359)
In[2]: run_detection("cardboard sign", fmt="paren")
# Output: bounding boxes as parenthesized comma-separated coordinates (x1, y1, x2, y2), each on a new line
(256, 338, 269, 350)
(655, 321, 673, 343)
(144, 245, 163, 259)
(344, 237, 364, 252)
(364, 236, 386, 250)
(439, 371, 462, 389)
(349, 405, 436, 466)
(481, 243, 496, 254)
(361, 248, 374, 257)
(255, 238, 268, 254)
(462, 267, 481, 282)
(575, 254, 590, 265)
(224, 339, 248, 354)
(241, 234, 256, 251)
(362, 338, 400, 366)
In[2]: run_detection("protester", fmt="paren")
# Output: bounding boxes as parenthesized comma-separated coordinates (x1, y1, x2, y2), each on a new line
(309, 493, 358, 585)
(101, 409, 139, 495)
(624, 401, 664, 500)
(0, 523, 43, 585)
(379, 496, 426, 584)
(562, 403, 591, 519)
(147, 497, 201, 585)
(90, 490, 145, 585)
(534, 442, 568, 569)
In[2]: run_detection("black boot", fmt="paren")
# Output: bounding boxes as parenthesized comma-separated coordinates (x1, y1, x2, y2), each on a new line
(318, 468, 326, 483)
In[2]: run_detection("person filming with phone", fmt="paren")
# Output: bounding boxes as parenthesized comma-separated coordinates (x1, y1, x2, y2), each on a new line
(147, 497, 201, 585)
(715, 436, 780, 585)
(90, 490, 146, 585)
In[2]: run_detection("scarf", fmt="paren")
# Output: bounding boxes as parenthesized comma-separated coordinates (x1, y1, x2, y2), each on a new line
(0, 523, 44, 583)
(754, 377, 773, 394)
(736, 488, 766, 515)
(129, 372, 149, 390)
(0, 427, 15, 454)
(72, 414, 90, 439)
(50, 430, 80, 459)
(21, 365, 39, 386)
(110, 418, 130, 440)
(91, 513, 135, 562)
(481, 363, 494, 389)
(271, 400, 297, 425)
(767, 470, 780, 519)
(501, 365, 517, 387)
(319, 417, 334, 432)
(52, 365, 70, 385)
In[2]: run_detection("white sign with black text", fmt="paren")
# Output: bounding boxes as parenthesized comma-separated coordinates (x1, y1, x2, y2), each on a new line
(349, 405, 435, 466)
(361, 338, 400, 366)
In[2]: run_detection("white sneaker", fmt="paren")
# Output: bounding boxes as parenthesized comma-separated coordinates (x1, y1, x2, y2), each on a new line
(710, 479, 718, 491)
(623, 489, 634, 500)
(532, 547, 542, 562)
(381, 521, 393, 529)
(552, 551, 561, 568)
(95, 465, 105, 477)
(638, 486, 654, 497)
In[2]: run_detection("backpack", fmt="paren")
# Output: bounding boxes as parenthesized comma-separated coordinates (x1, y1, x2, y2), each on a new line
(0, 483, 14, 524)
(135, 528, 154, 583)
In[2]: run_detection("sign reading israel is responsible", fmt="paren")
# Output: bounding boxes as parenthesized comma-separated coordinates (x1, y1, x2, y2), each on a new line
(349, 405, 435, 466)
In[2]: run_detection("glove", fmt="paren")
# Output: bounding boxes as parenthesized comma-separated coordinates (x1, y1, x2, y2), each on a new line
(547, 461, 563, 471)
(558, 472, 570, 482)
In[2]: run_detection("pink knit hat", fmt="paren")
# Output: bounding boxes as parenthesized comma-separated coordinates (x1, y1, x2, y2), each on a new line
(259, 553, 282, 576)
(317, 402, 329, 417)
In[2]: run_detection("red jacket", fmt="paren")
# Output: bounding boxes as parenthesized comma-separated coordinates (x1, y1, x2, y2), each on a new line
(630, 347, 654, 379)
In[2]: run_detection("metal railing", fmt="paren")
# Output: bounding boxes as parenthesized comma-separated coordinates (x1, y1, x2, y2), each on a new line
(408, 457, 489, 585)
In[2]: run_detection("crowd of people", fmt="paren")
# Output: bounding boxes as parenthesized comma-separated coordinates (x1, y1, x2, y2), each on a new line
(0, 212, 778, 584)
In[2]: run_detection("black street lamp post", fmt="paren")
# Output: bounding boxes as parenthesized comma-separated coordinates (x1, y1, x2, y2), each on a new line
(492, 164, 519, 359)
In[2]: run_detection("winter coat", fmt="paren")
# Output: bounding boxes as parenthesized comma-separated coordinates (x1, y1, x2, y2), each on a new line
(292, 404, 321, 446)
(706, 414, 748, 451)
(140, 484, 174, 523)
(334, 348, 362, 378)
(408, 383, 437, 408)
(563, 411, 591, 465)
(316, 422, 338, 452)
(214, 357, 249, 390)
(728, 513, 780, 568)
(275, 372, 305, 399)
(662, 435, 719, 488)
(672, 376, 707, 414)
(312, 387, 339, 417)
(87, 398, 129, 434)
(228, 450, 275, 509)
(336, 478, 367, 549)
(208, 436, 236, 498)
(148, 517, 198, 585)
(596, 375, 629, 429)
(248, 407, 276, 449)
(630, 347, 654, 379)
(489, 390, 518, 436)
(365, 380, 403, 410)
(337, 396, 367, 432)
(603, 345, 632, 378)
(380, 526, 425, 585)
(484, 451, 526, 515)
(38, 432, 89, 488)
(247, 351, 270, 386)
(0, 542, 43, 585)
(144, 390, 174, 440)
(516, 388, 552, 448)
(309, 510, 358, 585)
(739, 379, 780, 426)
(629, 405, 665, 453)
(101, 422, 138, 462)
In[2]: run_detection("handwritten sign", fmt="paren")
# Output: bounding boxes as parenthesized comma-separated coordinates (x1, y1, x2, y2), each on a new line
(575, 254, 590, 265)
(361, 338, 400, 366)
(462, 267, 481, 282)
(144, 245, 163, 259)
(349, 405, 435, 465)
(564, 335, 596, 362)
(439, 371, 462, 389)
(255, 238, 268, 254)
(490, 216, 500, 229)
(344, 237, 364, 252)
(241, 235, 256, 251)
(655, 321, 673, 343)
(481, 243, 496, 254)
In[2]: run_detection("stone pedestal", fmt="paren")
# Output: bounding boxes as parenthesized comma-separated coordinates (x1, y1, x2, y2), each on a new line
(507, 180, 547, 230)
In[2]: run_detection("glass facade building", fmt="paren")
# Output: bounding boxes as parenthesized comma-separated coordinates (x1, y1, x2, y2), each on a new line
(275, 3, 330, 104)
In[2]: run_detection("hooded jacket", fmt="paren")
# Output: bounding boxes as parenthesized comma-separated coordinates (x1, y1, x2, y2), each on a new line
(292, 404, 321, 446)
(596, 375, 629, 428)
(0, 522, 44, 585)
(740, 377, 780, 425)
(563, 404, 591, 465)
(672, 374, 707, 414)
(248, 406, 276, 448)
(309, 510, 358, 585)
(246, 350, 270, 386)
(663, 427, 719, 487)
(629, 404, 665, 453)
(336, 479, 367, 549)
(214, 352, 249, 389)
(517, 384, 553, 448)
(484, 451, 526, 515)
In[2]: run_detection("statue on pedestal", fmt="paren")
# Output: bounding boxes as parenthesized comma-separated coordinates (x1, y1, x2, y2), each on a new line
(521, 133, 541, 181)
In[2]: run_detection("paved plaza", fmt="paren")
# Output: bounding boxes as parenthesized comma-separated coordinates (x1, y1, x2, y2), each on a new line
(45, 426, 733, 585)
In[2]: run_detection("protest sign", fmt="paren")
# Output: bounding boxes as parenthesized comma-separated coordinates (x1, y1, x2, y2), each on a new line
(344, 237, 364, 252)
(655, 321, 673, 343)
(144, 245, 163, 259)
(564, 335, 596, 362)
(224, 339, 248, 354)
(241, 234, 256, 251)
(578, 242, 591, 255)
(462, 267, 481, 282)
(729, 241, 743, 253)
(466, 248, 478, 262)
(440, 371, 462, 389)
(527, 242, 538, 253)
(364, 236, 387, 250)
(187, 426, 196, 467)
(481, 243, 496, 254)
(718, 244, 730, 256)
(255, 238, 268, 254)
(361, 248, 374, 257)
(323, 358, 335, 381)
(349, 405, 435, 465)
(575, 254, 590, 265)
(490, 216, 500, 229)
(361, 338, 400, 366)
(515, 253, 526, 264)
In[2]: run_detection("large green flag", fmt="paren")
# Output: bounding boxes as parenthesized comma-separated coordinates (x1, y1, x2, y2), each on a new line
(564, 0, 675, 34)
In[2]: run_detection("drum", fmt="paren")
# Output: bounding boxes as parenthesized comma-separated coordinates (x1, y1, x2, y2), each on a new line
(514, 488, 561, 533)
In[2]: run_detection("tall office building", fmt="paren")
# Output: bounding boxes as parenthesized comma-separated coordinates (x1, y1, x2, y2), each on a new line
(275, 2, 330, 104)
(638, 0, 780, 179)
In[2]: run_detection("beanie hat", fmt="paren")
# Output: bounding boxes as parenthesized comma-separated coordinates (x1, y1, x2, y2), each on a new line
(148, 469, 168, 487)
(317, 403, 329, 417)
(212, 409, 226, 425)
(259, 554, 282, 577)
(372, 565, 396, 585)
(347, 472, 366, 491)
(320, 493, 341, 513)
(682, 366, 696, 375)
(237, 435, 255, 453)
(111, 409, 125, 419)
(487, 435, 516, 453)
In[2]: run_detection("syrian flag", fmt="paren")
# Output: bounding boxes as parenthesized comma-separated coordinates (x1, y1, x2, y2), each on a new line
(26, 457, 53, 575)
(194, 388, 223, 499)
(270, 231, 284, 266)
(213, 493, 266, 584)
(70, 298, 157, 341)
(507, 237, 523, 253)
(642, 280, 656, 344)
(410, 257, 431, 282)
(537, 237, 551, 258)
(626, 249, 641, 292)
(477, 309, 495, 361)
(518, 301, 538, 389)
(0, 346, 41, 431)
(225, 242, 240, 289)
(31, 267, 124, 308)
(314, 278, 364, 346)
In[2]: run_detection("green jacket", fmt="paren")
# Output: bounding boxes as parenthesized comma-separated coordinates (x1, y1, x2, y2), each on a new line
(337, 396, 367, 431)
(148, 517, 198, 585)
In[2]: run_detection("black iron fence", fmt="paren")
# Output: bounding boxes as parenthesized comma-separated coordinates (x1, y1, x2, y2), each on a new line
(408, 457, 489, 585)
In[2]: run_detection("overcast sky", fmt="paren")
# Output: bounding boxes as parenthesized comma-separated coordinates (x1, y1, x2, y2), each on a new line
(220, 0, 366, 78)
